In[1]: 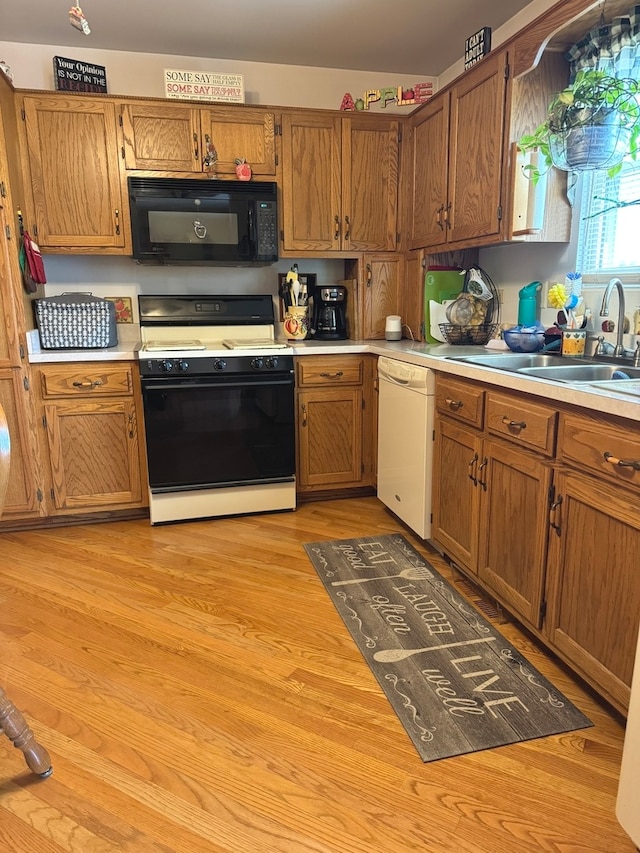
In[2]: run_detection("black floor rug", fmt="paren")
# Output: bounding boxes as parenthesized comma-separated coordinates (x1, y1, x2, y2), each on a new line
(305, 534, 592, 762)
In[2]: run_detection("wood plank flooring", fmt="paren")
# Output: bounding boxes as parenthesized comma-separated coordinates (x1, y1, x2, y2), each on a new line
(0, 497, 634, 852)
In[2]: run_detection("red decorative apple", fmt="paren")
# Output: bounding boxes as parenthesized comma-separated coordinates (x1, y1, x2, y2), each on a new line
(235, 158, 252, 180)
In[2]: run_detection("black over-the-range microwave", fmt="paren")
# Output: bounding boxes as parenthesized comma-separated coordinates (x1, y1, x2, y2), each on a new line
(128, 177, 279, 265)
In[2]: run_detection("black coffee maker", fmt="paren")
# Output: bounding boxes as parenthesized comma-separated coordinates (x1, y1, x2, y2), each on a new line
(312, 285, 347, 340)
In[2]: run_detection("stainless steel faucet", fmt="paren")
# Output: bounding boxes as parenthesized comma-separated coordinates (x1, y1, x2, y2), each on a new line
(600, 277, 626, 357)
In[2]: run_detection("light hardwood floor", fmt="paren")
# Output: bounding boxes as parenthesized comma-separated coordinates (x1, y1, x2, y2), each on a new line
(0, 497, 634, 852)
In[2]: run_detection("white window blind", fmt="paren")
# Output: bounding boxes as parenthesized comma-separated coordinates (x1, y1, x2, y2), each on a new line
(576, 162, 640, 274)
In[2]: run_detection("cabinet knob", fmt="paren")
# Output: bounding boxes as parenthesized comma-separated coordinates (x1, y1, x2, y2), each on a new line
(445, 397, 463, 410)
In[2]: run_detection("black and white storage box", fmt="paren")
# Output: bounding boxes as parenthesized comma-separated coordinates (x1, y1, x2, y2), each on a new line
(34, 292, 118, 349)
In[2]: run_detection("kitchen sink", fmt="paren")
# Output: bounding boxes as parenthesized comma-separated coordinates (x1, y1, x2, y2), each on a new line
(447, 353, 562, 370)
(447, 352, 640, 384)
(517, 364, 640, 382)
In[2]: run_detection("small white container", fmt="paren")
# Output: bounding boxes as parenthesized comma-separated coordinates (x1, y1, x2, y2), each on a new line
(385, 315, 402, 341)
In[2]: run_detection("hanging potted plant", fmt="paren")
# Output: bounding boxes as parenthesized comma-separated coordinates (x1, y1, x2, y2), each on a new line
(518, 69, 640, 183)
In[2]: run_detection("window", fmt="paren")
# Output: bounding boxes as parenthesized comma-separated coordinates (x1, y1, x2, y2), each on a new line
(576, 162, 640, 275)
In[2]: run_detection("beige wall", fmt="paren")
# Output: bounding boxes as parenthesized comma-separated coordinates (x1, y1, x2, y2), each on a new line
(0, 42, 432, 113)
(0, 0, 559, 109)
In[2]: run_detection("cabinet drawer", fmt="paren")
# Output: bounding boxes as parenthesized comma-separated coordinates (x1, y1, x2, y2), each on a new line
(297, 356, 363, 387)
(39, 365, 134, 398)
(558, 411, 640, 490)
(486, 391, 557, 457)
(435, 376, 484, 428)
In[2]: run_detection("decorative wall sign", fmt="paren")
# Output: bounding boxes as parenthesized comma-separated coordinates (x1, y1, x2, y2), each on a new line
(105, 296, 133, 324)
(464, 27, 492, 70)
(164, 69, 245, 103)
(340, 82, 433, 111)
(54, 56, 107, 93)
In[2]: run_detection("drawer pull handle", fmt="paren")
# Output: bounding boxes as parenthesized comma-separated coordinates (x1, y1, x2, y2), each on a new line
(502, 416, 527, 430)
(477, 457, 488, 490)
(319, 371, 344, 379)
(72, 379, 103, 389)
(334, 214, 340, 241)
(550, 493, 563, 536)
(603, 451, 640, 471)
(301, 403, 307, 427)
(467, 452, 478, 485)
(445, 398, 463, 410)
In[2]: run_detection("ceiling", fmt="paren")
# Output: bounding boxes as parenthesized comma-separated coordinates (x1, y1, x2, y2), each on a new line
(0, 0, 537, 77)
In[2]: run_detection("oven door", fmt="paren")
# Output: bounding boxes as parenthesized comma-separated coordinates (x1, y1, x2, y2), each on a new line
(141, 372, 295, 491)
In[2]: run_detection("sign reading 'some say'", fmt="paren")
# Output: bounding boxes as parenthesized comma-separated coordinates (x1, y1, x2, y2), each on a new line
(164, 69, 245, 103)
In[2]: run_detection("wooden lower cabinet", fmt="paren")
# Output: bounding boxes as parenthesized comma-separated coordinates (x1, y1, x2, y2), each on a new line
(296, 354, 376, 494)
(432, 372, 640, 714)
(545, 470, 640, 712)
(35, 362, 148, 514)
(0, 368, 44, 519)
(432, 383, 552, 630)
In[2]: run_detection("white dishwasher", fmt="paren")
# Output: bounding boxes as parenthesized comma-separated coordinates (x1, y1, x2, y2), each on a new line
(377, 356, 435, 539)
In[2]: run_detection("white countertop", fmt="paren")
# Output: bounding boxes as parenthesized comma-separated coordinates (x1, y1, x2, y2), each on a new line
(26, 330, 640, 422)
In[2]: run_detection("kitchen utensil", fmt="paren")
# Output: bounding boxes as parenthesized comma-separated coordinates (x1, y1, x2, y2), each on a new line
(373, 635, 497, 663)
(331, 566, 432, 587)
(291, 279, 300, 307)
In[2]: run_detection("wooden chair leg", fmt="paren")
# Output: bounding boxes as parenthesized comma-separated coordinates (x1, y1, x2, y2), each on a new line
(0, 686, 53, 777)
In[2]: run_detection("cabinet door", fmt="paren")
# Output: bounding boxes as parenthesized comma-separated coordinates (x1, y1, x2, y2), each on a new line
(478, 438, 552, 628)
(43, 399, 143, 510)
(297, 386, 363, 489)
(201, 108, 277, 176)
(362, 254, 402, 340)
(120, 103, 201, 171)
(281, 113, 342, 252)
(21, 95, 125, 250)
(447, 50, 508, 245)
(545, 470, 640, 712)
(0, 201, 20, 368)
(403, 249, 425, 341)
(0, 369, 42, 518)
(342, 115, 398, 252)
(409, 95, 449, 250)
(432, 417, 483, 573)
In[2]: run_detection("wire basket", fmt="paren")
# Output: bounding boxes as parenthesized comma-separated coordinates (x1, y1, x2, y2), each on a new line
(439, 323, 498, 345)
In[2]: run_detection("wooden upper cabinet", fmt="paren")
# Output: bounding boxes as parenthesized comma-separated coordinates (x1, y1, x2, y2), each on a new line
(409, 95, 449, 250)
(281, 112, 342, 252)
(281, 111, 399, 253)
(120, 103, 201, 171)
(120, 102, 277, 176)
(200, 107, 276, 176)
(20, 95, 125, 250)
(447, 49, 508, 245)
(409, 50, 508, 251)
(342, 115, 399, 252)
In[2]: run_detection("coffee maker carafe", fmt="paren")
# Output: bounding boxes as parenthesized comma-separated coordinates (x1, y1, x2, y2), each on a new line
(312, 285, 347, 340)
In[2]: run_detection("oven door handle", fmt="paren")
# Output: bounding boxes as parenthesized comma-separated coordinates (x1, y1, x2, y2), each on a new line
(142, 377, 294, 391)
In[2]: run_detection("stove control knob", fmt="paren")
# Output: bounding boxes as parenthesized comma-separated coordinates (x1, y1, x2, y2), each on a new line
(251, 357, 264, 370)
(160, 360, 174, 373)
(212, 359, 227, 371)
(264, 356, 279, 370)
(176, 360, 189, 372)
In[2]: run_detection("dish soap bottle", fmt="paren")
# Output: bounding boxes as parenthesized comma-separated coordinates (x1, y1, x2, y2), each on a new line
(518, 281, 542, 328)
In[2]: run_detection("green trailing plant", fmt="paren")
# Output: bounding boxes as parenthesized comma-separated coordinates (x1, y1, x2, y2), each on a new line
(518, 68, 640, 183)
